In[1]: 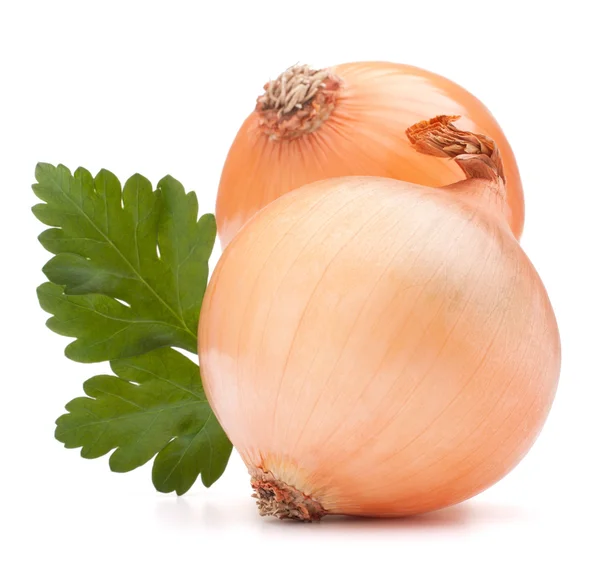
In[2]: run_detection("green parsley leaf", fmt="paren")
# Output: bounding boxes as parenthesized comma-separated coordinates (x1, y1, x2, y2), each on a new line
(56, 347, 232, 494)
(33, 164, 215, 362)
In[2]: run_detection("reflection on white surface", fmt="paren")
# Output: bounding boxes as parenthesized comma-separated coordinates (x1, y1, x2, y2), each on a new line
(154, 492, 528, 532)
(155, 495, 257, 529)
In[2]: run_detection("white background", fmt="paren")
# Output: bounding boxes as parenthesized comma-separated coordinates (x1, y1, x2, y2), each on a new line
(1, 1, 599, 561)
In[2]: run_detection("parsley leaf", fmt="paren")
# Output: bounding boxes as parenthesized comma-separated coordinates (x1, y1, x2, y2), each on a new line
(33, 164, 215, 362)
(56, 347, 232, 494)
(35, 164, 231, 493)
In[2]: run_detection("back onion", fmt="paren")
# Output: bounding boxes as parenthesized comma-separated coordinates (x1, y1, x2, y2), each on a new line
(216, 61, 524, 247)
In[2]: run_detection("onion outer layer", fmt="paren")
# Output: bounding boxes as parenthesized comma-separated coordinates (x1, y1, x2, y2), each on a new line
(201, 117, 559, 520)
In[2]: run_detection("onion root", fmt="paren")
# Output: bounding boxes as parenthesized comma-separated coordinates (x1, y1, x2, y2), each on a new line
(251, 468, 326, 521)
(255, 64, 341, 141)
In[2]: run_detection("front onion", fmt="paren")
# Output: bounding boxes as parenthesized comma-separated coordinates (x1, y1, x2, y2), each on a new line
(216, 61, 524, 247)
(200, 117, 560, 520)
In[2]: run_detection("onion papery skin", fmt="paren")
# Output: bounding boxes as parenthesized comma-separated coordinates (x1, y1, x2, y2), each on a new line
(216, 61, 524, 248)
(200, 177, 559, 518)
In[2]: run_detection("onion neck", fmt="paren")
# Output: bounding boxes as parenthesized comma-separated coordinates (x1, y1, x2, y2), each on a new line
(406, 115, 508, 223)
(250, 467, 326, 521)
(255, 65, 341, 141)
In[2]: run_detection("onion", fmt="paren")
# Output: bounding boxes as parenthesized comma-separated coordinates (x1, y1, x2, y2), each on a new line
(216, 62, 524, 247)
(199, 116, 560, 520)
